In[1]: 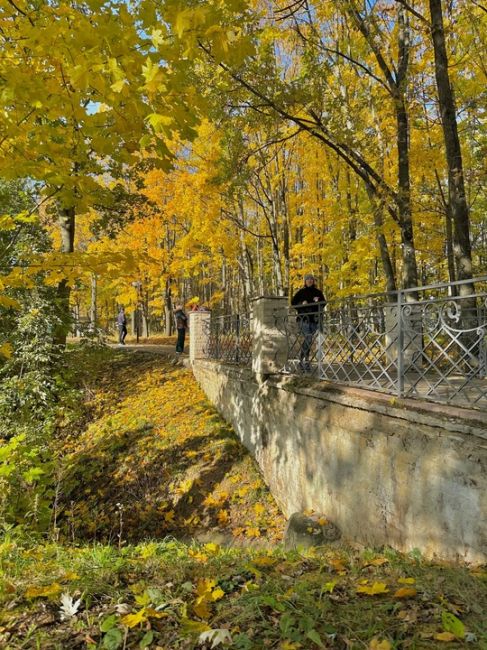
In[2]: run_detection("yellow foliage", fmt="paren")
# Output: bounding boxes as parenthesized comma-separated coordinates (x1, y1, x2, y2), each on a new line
(393, 587, 417, 599)
(356, 582, 389, 596)
(434, 632, 457, 642)
(25, 583, 62, 599)
(369, 640, 392, 650)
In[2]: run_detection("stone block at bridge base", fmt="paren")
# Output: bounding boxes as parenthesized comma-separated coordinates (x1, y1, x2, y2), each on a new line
(284, 512, 341, 550)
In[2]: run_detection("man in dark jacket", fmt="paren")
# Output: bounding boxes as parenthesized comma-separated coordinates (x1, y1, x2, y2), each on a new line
(117, 307, 127, 345)
(174, 304, 188, 353)
(291, 274, 326, 371)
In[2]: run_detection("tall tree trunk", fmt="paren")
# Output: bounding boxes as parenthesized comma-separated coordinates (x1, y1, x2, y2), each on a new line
(90, 274, 97, 331)
(370, 104, 398, 296)
(429, 0, 473, 294)
(164, 279, 172, 336)
(434, 169, 457, 291)
(429, 0, 478, 372)
(396, 97, 418, 293)
(54, 206, 75, 346)
(367, 191, 397, 296)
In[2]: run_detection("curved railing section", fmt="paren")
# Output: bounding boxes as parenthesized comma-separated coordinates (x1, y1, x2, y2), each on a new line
(276, 277, 487, 410)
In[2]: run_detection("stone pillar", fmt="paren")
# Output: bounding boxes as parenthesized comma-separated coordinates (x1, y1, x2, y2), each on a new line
(189, 310, 211, 363)
(251, 296, 288, 375)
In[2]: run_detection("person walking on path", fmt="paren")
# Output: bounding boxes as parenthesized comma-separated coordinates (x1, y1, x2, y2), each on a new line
(291, 274, 326, 371)
(117, 307, 128, 345)
(174, 304, 188, 354)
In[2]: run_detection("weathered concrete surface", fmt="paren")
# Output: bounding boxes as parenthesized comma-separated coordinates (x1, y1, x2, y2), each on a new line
(192, 359, 487, 564)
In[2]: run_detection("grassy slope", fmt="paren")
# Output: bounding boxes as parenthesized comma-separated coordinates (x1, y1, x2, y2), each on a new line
(0, 348, 485, 649)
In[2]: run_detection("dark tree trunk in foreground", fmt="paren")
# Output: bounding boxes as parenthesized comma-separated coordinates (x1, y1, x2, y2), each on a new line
(429, 0, 473, 294)
(54, 206, 75, 346)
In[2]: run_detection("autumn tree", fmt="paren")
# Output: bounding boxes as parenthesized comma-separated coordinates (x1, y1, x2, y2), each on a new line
(0, 0, 200, 341)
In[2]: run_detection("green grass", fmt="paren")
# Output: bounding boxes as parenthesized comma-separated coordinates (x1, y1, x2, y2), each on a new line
(0, 537, 486, 649)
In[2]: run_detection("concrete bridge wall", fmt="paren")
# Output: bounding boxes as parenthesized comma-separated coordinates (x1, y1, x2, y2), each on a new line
(191, 358, 487, 564)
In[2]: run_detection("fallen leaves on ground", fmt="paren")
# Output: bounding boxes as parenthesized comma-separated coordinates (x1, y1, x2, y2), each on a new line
(1, 349, 485, 649)
(56, 349, 284, 545)
(2, 539, 486, 650)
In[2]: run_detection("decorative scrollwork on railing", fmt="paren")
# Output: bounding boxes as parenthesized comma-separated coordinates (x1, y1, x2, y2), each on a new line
(276, 279, 487, 410)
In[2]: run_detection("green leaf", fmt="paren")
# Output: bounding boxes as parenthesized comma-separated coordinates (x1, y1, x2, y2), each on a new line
(442, 611, 465, 639)
(140, 630, 154, 648)
(103, 628, 123, 650)
(307, 629, 325, 647)
(22, 467, 45, 483)
(100, 614, 118, 632)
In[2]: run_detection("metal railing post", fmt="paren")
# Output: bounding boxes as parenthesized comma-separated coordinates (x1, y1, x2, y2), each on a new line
(397, 289, 404, 398)
(235, 314, 240, 364)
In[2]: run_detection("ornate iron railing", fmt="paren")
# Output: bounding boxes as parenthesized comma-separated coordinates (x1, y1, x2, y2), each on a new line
(205, 313, 252, 366)
(277, 277, 487, 410)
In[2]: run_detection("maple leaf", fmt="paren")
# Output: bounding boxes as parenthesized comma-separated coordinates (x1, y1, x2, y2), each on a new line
(121, 608, 147, 628)
(217, 509, 230, 525)
(204, 543, 220, 554)
(435, 632, 456, 642)
(193, 599, 212, 619)
(59, 593, 82, 620)
(211, 587, 225, 601)
(329, 558, 347, 573)
(356, 582, 389, 596)
(199, 628, 233, 648)
(180, 618, 211, 635)
(369, 639, 392, 650)
(394, 587, 417, 599)
(441, 611, 465, 639)
(189, 550, 209, 563)
(25, 583, 62, 599)
(398, 577, 415, 584)
(196, 578, 217, 596)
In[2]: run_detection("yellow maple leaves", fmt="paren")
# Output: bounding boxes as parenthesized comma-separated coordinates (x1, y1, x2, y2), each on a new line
(369, 639, 392, 650)
(356, 581, 389, 596)
(121, 607, 167, 628)
(356, 576, 419, 599)
(217, 509, 230, 526)
(25, 583, 62, 599)
(193, 578, 225, 619)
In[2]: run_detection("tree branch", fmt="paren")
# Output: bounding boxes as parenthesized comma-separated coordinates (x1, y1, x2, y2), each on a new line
(393, 0, 430, 25)
(6, 0, 34, 25)
(197, 40, 400, 224)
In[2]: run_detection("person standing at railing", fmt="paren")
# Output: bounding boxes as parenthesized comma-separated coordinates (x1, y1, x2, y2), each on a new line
(117, 307, 127, 346)
(174, 304, 188, 354)
(291, 274, 326, 372)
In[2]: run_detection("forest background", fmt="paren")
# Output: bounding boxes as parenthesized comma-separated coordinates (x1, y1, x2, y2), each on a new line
(1, 0, 485, 344)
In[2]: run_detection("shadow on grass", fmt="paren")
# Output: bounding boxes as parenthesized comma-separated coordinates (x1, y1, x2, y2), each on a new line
(59, 411, 244, 544)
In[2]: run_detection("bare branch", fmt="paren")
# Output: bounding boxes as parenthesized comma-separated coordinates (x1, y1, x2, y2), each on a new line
(471, 0, 487, 13)
(393, 0, 429, 25)
(197, 40, 400, 224)
(6, 0, 34, 25)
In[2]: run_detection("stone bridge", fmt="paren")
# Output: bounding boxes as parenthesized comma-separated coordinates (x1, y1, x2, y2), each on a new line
(188, 289, 487, 564)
